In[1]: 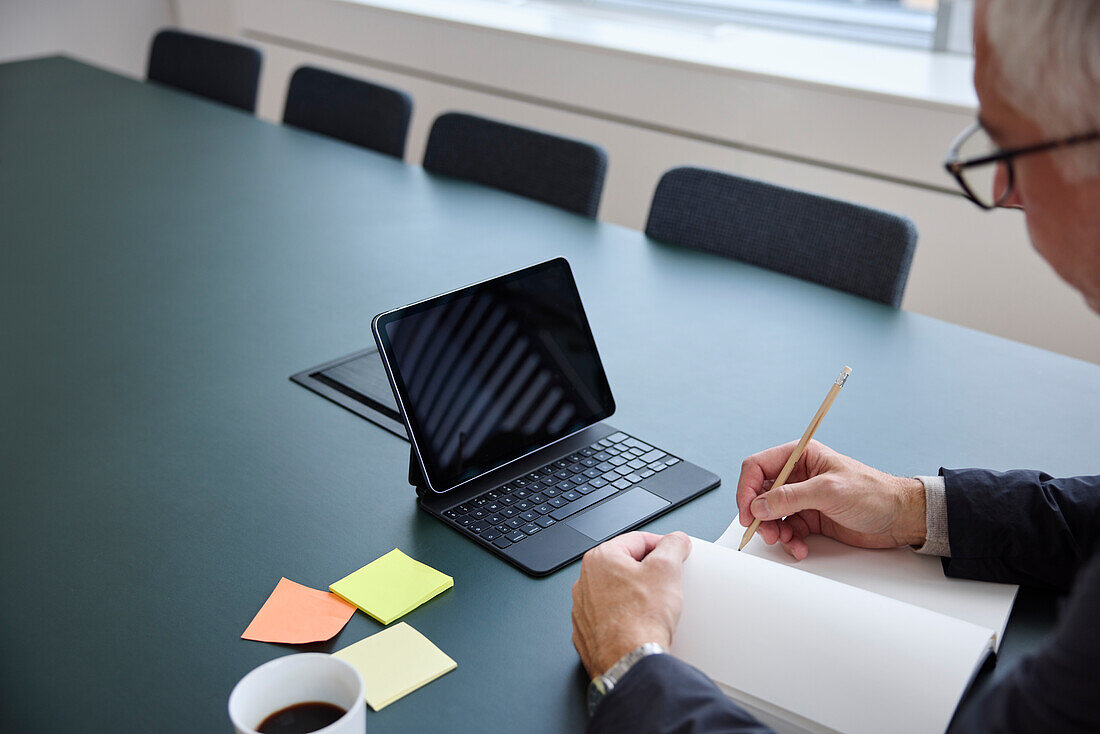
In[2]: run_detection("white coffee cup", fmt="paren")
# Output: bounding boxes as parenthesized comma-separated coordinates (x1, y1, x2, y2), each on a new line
(228, 653, 366, 734)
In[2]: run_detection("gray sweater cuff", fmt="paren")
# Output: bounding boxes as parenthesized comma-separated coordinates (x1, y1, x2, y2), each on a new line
(912, 475, 950, 557)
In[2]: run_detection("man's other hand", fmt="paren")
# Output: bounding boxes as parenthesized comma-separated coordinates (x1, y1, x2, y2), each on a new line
(736, 441, 927, 560)
(571, 531, 691, 679)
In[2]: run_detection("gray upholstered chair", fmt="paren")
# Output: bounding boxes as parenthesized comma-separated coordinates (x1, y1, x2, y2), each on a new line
(283, 66, 413, 159)
(645, 166, 918, 306)
(422, 112, 608, 218)
(147, 29, 261, 113)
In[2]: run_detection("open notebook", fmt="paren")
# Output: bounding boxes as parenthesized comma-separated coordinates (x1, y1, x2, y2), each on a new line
(670, 522, 1018, 734)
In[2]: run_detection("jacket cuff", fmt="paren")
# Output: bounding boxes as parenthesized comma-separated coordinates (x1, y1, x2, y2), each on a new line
(912, 475, 950, 557)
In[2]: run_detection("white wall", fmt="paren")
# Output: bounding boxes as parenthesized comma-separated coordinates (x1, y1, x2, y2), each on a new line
(0, 0, 175, 77)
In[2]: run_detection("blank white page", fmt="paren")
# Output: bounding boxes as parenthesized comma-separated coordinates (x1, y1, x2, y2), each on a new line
(672, 537, 995, 734)
(716, 516, 1018, 648)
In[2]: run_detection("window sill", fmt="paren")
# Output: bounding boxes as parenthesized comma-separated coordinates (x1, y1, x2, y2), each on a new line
(335, 0, 977, 111)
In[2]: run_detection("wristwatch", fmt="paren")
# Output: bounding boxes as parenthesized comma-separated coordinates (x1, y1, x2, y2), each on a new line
(586, 642, 668, 716)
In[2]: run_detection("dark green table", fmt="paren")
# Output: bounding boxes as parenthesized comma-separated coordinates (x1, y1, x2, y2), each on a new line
(2, 57, 1096, 733)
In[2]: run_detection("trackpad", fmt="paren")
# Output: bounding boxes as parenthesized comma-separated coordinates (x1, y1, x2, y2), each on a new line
(567, 487, 670, 541)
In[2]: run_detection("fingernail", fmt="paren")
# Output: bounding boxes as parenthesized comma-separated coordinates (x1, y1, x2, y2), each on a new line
(751, 497, 770, 519)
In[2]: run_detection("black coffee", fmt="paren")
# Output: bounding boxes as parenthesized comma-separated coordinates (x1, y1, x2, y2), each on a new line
(257, 701, 347, 734)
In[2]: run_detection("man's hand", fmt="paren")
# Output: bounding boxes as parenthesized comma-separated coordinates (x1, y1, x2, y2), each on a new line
(571, 531, 691, 679)
(737, 441, 927, 560)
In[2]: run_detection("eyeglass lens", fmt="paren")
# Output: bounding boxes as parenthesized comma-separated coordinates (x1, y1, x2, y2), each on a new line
(957, 125, 1013, 207)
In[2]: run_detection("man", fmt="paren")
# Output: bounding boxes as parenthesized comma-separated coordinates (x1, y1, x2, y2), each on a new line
(571, 1, 1100, 731)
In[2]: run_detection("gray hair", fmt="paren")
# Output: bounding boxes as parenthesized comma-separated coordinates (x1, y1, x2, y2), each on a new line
(983, 0, 1100, 178)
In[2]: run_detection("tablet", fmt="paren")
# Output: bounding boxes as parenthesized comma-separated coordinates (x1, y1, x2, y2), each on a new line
(372, 258, 615, 494)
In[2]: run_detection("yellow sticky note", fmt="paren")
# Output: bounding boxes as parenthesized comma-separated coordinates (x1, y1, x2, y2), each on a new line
(329, 549, 453, 625)
(332, 622, 457, 711)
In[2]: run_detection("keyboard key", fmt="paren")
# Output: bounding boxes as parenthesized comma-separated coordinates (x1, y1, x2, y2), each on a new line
(553, 459, 571, 470)
(444, 509, 460, 519)
(640, 469, 655, 478)
(634, 441, 654, 452)
(521, 523, 541, 535)
(485, 502, 503, 513)
(589, 477, 608, 488)
(535, 503, 554, 515)
(548, 497, 567, 508)
(601, 471, 620, 482)
(627, 459, 647, 470)
(526, 473, 542, 482)
(535, 516, 557, 528)
(528, 493, 547, 505)
(665, 457, 681, 466)
(513, 488, 531, 499)
(576, 483, 598, 495)
(583, 468, 601, 478)
(567, 453, 583, 463)
(568, 462, 586, 473)
(500, 507, 518, 518)
(607, 432, 628, 443)
(640, 449, 667, 464)
(456, 504, 472, 514)
(596, 461, 613, 472)
(469, 509, 488, 520)
(614, 466, 633, 477)
(609, 456, 628, 466)
(605, 447, 621, 456)
(506, 517, 525, 529)
(514, 500, 534, 511)
(520, 510, 540, 523)
(456, 516, 474, 527)
(540, 476, 557, 486)
(496, 523, 512, 535)
(594, 452, 611, 461)
(650, 463, 667, 472)
(486, 490, 502, 500)
(512, 478, 529, 488)
(470, 521, 490, 533)
(554, 470, 571, 480)
(493, 537, 513, 549)
(486, 514, 504, 525)
(595, 439, 612, 448)
(471, 497, 489, 508)
(562, 489, 581, 502)
(550, 486, 617, 520)
(569, 476, 589, 486)
(624, 473, 642, 483)
(506, 530, 527, 542)
(612, 478, 632, 490)
(481, 529, 501, 541)
(544, 487, 561, 497)
(498, 495, 516, 505)
(579, 448, 596, 457)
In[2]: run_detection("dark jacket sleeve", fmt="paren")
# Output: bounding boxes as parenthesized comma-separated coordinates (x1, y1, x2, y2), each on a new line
(588, 654, 774, 734)
(941, 468, 1100, 591)
(950, 549, 1100, 733)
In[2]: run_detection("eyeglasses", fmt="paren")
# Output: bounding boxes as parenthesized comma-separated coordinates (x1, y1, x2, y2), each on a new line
(944, 122, 1100, 210)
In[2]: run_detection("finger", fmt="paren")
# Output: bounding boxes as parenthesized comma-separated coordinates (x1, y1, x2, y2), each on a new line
(599, 531, 663, 562)
(749, 474, 835, 521)
(782, 536, 809, 560)
(736, 443, 805, 522)
(777, 519, 793, 544)
(787, 512, 812, 540)
(644, 531, 692, 568)
(756, 519, 780, 545)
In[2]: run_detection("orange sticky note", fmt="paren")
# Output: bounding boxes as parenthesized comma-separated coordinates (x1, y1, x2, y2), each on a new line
(242, 578, 357, 644)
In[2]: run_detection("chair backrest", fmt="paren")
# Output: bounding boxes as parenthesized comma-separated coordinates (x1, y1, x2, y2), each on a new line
(422, 112, 607, 218)
(283, 66, 413, 159)
(146, 29, 262, 113)
(645, 167, 918, 307)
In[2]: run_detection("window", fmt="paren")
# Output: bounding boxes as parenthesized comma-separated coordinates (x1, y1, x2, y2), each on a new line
(568, 0, 974, 51)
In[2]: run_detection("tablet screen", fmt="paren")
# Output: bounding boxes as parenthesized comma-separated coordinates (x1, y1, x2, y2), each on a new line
(374, 258, 615, 492)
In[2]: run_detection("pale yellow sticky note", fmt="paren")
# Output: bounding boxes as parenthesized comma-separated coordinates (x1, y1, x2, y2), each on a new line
(329, 549, 453, 625)
(333, 622, 457, 711)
